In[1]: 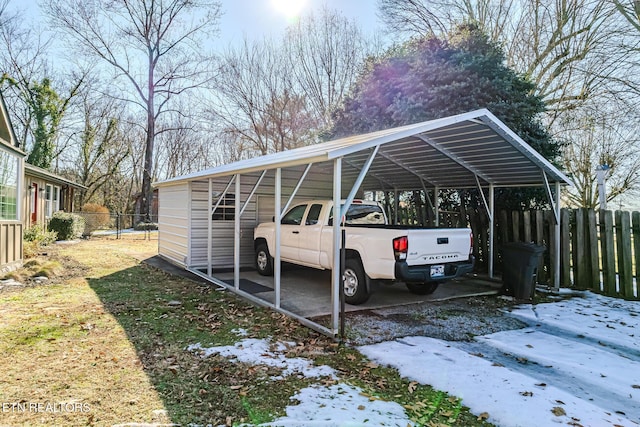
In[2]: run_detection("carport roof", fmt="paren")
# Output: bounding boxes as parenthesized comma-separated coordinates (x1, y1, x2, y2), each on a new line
(155, 109, 572, 190)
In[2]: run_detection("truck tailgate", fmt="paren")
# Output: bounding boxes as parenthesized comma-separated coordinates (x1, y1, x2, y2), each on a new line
(405, 228, 471, 266)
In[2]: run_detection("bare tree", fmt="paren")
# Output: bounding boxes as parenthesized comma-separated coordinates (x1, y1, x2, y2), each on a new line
(212, 38, 318, 156)
(284, 7, 373, 131)
(154, 108, 215, 180)
(0, 0, 55, 149)
(44, 0, 221, 219)
(559, 104, 640, 208)
(377, 0, 621, 121)
(69, 91, 131, 209)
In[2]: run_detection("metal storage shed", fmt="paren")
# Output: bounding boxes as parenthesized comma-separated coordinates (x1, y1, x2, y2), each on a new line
(154, 109, 572, 336)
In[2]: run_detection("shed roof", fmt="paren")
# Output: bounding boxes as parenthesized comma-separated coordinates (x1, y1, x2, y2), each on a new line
(155, 109, 572, 190)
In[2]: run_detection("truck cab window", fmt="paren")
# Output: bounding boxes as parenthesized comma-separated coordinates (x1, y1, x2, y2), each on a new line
(306, 204, 322, 225)
(282, 204, 307, 225)
(328, 204, 385, 225)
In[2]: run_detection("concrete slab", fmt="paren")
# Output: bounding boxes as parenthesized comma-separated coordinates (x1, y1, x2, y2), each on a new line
(214, 266, 501, 318)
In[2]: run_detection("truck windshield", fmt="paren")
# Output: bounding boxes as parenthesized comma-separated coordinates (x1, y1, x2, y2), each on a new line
(328, 204, 386, 225)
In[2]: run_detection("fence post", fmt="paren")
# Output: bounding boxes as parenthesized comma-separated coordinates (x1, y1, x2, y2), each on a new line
(511, 211, 520, 241)
(633, 211, 640, 298)
(499, 210, 509, 244)
(600, 210, 616, 295)
(586, 209, 600, 292)
(523, 210, 531, 242)
(116, 213, 120, 240)
(560, 208, 571, 287)
(616, 210, 633, 298)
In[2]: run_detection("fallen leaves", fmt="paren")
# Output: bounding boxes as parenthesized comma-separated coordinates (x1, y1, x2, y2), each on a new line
(551, 406, 566, 416)
(477, 412, 490, 421)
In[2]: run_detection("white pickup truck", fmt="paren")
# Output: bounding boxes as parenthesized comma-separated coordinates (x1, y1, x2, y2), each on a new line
(253, 200, 474, 305)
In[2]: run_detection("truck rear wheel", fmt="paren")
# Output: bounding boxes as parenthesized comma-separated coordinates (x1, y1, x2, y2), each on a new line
(255, 243, 273, 276)
(343, 258, 369, 305)
(406, 282, 439, 295)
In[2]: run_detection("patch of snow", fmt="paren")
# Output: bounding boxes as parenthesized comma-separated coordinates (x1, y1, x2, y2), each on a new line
(265, 383, 414, 427)
(476, 328, 640, 416)
(187, 338, 336, 379)
(507, 291, 640, 356)
(359, 291, 640, 427)
(360, 336, 633, 427)
(231, 328, 249, 337)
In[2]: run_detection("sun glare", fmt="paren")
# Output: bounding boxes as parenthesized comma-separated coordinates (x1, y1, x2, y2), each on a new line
(271, 0, 307, 20)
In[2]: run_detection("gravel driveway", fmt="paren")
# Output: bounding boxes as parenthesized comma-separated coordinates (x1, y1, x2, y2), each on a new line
(345, 293, 528, 344)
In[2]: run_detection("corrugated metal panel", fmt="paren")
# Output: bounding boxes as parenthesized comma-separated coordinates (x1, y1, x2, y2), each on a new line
(158, 183, 189, 267)
(186, 168, 339, 269)
(155, 109, 572, 191)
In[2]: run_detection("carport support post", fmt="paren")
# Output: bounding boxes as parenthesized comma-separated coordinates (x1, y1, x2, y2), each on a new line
(234, 174, 241, 290)
(207, 178, 212, 277)
(434, 186, 440, 226)
(331, 158, 342, 335)
(275, 168, 282, 309)
(489, 184, 495, 278)
(554, 181, 561, 289)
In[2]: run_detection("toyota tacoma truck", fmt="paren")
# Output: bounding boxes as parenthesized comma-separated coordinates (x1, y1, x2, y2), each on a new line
(253, 200, 474, 305)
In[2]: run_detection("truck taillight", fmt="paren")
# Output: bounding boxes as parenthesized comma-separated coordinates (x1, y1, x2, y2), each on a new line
(470, 232, 474, 256)
(393, 236, 408, 261)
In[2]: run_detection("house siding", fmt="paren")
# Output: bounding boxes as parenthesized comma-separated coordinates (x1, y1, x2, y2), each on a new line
(0, 221, 22, 273)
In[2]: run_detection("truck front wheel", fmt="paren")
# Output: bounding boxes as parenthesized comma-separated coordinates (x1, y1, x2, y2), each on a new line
(255, 243, 273, 276)
(343, 258, 369, 305)
(406, 282, 439, 295)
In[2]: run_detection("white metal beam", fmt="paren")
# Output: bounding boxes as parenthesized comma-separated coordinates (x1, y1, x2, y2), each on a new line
(239, 170, 267, 217)
(331, 158, 342, 335)
(554, 181, 561, 289)
(378, 150, 438, 187)
(207, 179, 212, 277)
(281, 163, 313, 217)
(208, 175, 236, 277)
(341, 146, 379, 217)
(489, 184, 495, 278)
(234, 174, 241, 290)
(275, 168, 282, 309)
(417, 134, 494, 184)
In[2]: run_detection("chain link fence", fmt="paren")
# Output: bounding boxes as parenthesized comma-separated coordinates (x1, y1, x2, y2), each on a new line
(72, 212, 158, 240)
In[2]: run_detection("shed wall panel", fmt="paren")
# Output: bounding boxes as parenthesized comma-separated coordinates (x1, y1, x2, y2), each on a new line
(188, 168, 336, 269)
(158, 183, 190, 267)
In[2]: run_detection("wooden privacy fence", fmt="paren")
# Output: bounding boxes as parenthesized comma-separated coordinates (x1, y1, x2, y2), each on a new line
(397, 205, 639, 300)
(564, 208, 639, 300)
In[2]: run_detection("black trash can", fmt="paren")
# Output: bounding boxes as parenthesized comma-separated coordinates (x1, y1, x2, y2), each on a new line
(500, 242, 545, 300)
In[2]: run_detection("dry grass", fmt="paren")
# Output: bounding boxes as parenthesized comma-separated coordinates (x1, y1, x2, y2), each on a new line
(0, 241, 171, 426)
(0, 238, 492, 426)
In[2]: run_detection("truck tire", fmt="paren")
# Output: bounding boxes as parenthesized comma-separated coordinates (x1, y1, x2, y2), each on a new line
(255, 243, 273, 276)
(343, 258, 369, 305)
(406, 282, 439, 295)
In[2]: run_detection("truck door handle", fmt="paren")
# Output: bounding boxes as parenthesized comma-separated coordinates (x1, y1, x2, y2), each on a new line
(437, 237, 448, 244)
(292, 231, 300, 234)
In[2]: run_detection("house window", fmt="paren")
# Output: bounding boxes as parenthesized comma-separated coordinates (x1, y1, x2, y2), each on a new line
(212, 192, 235, 221)
(45, 184, 60, 218)
(0, 149, 19, 220)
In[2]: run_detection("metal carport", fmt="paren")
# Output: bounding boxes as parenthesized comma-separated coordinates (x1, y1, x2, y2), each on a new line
(154, 108, 572, 337)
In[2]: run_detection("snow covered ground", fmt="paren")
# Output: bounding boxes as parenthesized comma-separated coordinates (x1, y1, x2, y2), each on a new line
(189, 291, 640, 426)
(361, 291, 640, 427)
